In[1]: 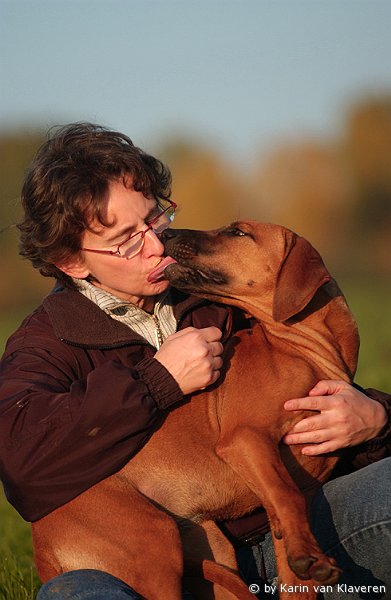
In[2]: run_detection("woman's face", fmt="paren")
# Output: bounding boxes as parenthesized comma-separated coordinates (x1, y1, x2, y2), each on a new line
(60, 178, 171, 312)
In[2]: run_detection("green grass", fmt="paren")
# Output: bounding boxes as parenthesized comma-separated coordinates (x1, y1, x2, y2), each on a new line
(0, 488, 40, 599)
(0, 278, 390, 598)
(0, 312, 42, 598)
(0, 311, 27, 355)
(342, 278, 391, 390)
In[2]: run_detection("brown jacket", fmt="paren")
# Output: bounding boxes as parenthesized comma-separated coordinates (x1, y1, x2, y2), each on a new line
(1, 285, 390, 542)
(0, 285, 235, 521)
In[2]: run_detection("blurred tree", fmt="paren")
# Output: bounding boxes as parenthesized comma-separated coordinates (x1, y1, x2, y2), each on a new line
(254, 140, 353, 269)
(1, 98, 390, 318)
(0, 131, 52, 310)
(343, 97, 391, 275)
(158, 139, 249, 229)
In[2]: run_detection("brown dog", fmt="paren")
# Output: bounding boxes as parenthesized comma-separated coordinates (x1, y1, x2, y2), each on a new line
(32, 221, 359, 600)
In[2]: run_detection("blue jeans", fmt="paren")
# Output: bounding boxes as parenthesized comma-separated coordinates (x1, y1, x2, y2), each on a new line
(37, 458, 391, 600)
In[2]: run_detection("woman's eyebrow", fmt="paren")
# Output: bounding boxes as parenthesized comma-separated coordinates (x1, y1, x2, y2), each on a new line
(105, 206, 159, 244)
(105, 225, 135, 244)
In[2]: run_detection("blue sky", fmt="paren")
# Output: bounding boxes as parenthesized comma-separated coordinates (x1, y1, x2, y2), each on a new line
(1, 0, 391, 162)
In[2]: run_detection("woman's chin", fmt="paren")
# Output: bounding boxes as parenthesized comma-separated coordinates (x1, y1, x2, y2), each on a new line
(149, 278, 170, 293)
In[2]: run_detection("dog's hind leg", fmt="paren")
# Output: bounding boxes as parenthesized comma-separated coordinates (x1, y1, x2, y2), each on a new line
(181, 519, 254, 600)
(33, 479, 184, 600)
(216, 426, 340, 589)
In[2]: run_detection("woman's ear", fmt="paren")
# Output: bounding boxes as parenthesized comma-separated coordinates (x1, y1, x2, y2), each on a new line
(55, 257, 90, 279)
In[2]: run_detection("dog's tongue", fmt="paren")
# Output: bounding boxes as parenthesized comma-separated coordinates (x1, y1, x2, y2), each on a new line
(147, 256, 178, 283)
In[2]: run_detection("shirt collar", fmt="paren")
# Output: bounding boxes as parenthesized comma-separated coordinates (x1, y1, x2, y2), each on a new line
(73, 278, 177, 348)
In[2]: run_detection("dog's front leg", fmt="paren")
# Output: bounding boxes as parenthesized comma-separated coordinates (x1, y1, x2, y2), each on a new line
(216, 426, 340, 598)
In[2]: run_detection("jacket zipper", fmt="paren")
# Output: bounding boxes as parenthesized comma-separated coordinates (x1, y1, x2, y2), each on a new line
(152, 297, 163, 349)
(152, 315, 164, 349)
(152, 295, 169, 349)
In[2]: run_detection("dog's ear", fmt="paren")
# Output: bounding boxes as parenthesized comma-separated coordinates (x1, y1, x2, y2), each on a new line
(273, 232, 331, 322)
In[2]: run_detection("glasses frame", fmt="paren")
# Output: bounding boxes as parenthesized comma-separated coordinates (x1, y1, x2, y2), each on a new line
(81, 200, 177, 260)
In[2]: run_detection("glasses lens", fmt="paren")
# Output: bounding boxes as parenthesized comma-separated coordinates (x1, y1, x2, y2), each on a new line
(118, 234, 144, 258)
(151, 206, 175, 234)
(117, 204, 175, 258)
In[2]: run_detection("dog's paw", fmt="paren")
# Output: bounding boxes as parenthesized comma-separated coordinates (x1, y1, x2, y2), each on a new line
(309, 556, 341, 585)
(289, 554, 341, 585)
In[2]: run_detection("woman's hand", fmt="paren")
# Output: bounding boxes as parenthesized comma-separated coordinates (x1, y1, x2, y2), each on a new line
(155, 326, 223, 395)
(283, 380, 388, 455)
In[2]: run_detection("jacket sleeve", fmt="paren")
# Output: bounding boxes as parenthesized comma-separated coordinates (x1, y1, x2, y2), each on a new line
(354, 387, 391, 463)
(334, 387, 391, 475)
(0, 344, 183, 522)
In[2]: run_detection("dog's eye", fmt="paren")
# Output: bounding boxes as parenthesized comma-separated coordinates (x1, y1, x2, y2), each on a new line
(226, 226, 247, 237)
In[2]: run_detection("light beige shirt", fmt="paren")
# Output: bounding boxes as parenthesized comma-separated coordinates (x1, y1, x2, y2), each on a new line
(74, 278, 177, 349)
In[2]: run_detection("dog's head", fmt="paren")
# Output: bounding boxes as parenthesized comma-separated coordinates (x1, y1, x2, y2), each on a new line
(161, 221, 331, 322)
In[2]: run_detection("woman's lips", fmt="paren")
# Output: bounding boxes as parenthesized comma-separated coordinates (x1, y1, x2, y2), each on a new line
(147, 256, 178, 283)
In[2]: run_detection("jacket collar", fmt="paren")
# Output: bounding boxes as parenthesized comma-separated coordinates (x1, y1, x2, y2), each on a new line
(43, 284, 207, 348)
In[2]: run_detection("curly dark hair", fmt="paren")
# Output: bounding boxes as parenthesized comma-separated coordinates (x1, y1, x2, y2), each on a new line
(18, 122, 172, 286)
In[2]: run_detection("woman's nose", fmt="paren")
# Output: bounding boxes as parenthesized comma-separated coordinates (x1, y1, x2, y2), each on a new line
(143, 228, 165, 256)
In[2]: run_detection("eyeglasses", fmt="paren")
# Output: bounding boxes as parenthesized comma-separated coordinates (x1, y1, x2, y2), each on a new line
(81, 200, 177, 260)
